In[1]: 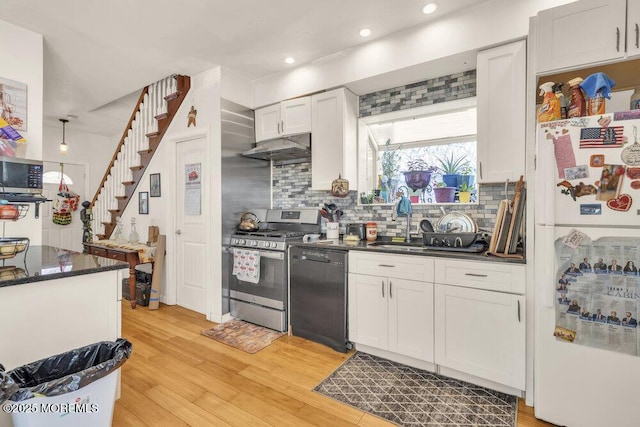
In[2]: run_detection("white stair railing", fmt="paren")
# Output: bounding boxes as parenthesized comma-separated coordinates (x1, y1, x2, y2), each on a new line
(91, 75, 178, 238)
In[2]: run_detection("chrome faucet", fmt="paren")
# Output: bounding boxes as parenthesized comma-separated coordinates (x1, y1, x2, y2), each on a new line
(393, 193, 412, 243)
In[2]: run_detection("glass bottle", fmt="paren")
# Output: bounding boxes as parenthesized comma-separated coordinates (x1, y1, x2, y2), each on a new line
(128, 217, 139, 244)
(112, 217, 124, 243)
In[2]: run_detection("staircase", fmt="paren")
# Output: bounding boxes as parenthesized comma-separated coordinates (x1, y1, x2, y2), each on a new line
(91, 74, 190, 239)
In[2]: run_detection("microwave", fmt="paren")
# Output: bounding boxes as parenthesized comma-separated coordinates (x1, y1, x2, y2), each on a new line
(0, 156, 43, 194)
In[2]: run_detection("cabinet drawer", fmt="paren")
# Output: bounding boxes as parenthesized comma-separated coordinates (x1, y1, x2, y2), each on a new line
(89, 247, 108, 258)
(434, 259, 524, 294)
(106, 250, 128, 262)
(349, 251, 434, 282)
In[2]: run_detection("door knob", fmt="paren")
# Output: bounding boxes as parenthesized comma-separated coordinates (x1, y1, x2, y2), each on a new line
(175, 229, 182, 235)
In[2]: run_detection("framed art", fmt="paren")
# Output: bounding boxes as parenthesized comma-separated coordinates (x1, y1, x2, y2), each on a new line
(139, 192, 149, 214)
(0, 77, 27, 131)
(150, 173, 161, 197)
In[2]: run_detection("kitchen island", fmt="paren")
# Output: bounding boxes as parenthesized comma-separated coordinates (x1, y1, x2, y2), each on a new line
(0, 245, 127, 372)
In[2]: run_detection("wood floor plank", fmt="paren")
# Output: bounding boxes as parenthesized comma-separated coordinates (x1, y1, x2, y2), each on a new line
(228, 391, 316, 427)
(113, 301, 557, 427)
(239, 364, 366, 424)
(144, 384, 232, 426)
(193, 392, 273, 427)
(117, 382, 189, 426)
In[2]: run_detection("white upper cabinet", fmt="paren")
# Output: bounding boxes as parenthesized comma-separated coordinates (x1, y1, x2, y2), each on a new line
(629, 0, 640, 57)
(477, 40, 526, 183)
(536, 0, 627, 73)
(255, 97, 311, 142)
(311, 88, 358, 190)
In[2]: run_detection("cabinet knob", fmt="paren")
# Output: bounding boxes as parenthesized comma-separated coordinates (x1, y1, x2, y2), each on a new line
(175, 229, 182, 235)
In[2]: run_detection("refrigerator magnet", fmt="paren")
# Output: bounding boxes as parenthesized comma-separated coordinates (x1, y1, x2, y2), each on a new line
(627, 167, 640, 179)
(606, 194, 632, 212)
(580, 204, 602, 215)
(596, 164, 625, 201)
(590, 154, 604, 167)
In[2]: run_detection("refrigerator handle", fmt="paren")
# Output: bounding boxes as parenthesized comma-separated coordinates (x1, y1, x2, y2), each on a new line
(517, 300, 521, 322)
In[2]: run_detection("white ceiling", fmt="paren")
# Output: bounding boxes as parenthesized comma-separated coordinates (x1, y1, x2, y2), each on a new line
(2, 0, 487, 136)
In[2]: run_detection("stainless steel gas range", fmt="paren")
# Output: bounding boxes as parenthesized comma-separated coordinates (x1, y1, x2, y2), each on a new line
(228, 208, 320, 331)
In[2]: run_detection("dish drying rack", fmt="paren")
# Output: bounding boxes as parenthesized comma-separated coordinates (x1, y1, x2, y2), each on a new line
(0, 183, 30, 260)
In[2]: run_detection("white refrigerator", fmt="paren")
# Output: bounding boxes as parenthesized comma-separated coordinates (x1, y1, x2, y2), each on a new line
(534, 112, 640, 427)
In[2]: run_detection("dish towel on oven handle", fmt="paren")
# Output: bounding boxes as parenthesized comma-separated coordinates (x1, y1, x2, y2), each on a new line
(232, 248, 260, 284)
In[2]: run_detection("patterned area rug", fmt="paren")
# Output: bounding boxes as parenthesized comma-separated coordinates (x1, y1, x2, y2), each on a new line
(200, 319, 284, 354)
(314, 352, 517, 427)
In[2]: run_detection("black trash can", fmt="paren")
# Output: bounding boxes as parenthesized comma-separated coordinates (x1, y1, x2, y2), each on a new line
(0, 338, 132, 427)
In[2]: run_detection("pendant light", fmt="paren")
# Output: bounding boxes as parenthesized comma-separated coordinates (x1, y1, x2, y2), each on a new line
(59, 118, 69, 154)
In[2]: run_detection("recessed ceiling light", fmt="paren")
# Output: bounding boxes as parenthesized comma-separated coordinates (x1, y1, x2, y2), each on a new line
(421, 2, 438, 14)
(284, 57, 295, 64)
(359, 28, 372, 37)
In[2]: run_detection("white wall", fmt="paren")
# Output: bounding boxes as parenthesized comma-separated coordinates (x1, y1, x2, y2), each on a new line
(0, 19, 44, 243)
(252, 0, 576, 107)
(116, 67, 245, 323)
(42, 124, 117, 199)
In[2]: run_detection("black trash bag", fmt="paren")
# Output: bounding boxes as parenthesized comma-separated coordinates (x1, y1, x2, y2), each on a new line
(0, 364, 18, 405)
(0, 338, 132, 403)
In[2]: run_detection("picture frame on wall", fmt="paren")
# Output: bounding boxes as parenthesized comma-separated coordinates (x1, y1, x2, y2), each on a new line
(139, 192, 149, 214)
(150, 173, 161, 197)
(0, 76, 28, 131)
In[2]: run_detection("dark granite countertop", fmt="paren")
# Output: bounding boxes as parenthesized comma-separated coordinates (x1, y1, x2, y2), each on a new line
(291, 238, 526, 264)
(0, 245, 129, 288)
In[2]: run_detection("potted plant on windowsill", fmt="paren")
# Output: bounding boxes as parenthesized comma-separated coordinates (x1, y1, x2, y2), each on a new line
(433, 181, 457, 203)
(403, 158, 438, 192)
(436, 153, 469, 188)
(458, 182, 475, 203)
(457, 165, 476, 189)
(381, 139, 401, 202)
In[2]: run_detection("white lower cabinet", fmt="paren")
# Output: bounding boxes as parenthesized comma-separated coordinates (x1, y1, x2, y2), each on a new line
(349, 273, 434, 361)
(348, 251, 434, 363)
(348, 251, 526, 393)
(434, 284, 525, 390)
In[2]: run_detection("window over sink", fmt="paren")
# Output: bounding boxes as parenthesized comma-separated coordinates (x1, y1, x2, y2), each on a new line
(358, 97, 477, 205)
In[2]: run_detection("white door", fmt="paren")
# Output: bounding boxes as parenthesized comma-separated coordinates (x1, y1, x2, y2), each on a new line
(281, 97, 311, 135)
(175, 136, 207, 314)
(348, 273, 388, 349)
(254, 103, 281, 142)
(41, 162, 85, 252)
(434, 284, 525, 390)
(388, 278, 434, 362)
(536, 0, 626, 73)
(628, 0, 640, 57)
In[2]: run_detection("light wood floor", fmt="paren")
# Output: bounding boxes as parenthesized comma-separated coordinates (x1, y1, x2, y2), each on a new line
(113, 301, 556, 426)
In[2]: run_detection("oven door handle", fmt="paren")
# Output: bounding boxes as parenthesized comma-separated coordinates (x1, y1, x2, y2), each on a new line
(227, 247, 284, 260)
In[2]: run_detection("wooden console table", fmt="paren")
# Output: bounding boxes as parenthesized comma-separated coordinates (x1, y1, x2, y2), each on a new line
(83, 240, 156, 309)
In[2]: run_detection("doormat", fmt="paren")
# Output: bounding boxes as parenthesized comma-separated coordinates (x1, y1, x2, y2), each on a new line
(314, 352, 517, 427)
(200, 319, 284, 354)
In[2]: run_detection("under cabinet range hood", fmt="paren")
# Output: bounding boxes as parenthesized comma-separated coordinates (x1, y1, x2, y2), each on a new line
(242, 134, 310, 164)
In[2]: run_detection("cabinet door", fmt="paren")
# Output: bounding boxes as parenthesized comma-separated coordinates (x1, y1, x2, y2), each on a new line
(477, 40, 526, 183)
(281, 97, 311, 135)
(629, 0, 640, 57)
(536, 0, 626, 73)
(311, 88, 358, 190)
(435, 285, 525, 390)
(255, 104, 281, 142)
(348, 273, 388, 349)
(388, 278, 434, 362)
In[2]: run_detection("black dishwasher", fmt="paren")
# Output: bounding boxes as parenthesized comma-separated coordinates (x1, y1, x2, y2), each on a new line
(289, 246, 349, 353)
